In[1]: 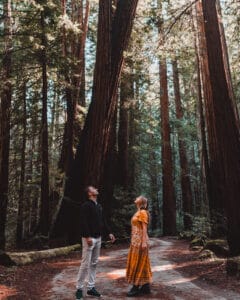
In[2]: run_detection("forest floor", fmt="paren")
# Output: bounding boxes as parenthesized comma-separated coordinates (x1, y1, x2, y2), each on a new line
(1, 237, 240, 300)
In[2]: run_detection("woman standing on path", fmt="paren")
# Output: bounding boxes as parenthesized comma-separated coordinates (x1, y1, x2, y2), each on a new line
(126, 196, 152, 297)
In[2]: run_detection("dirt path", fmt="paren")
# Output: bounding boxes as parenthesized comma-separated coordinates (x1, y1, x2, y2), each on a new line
(45, 238, 240, 300)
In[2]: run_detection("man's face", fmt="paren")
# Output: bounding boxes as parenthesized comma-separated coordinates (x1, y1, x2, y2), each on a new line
(88, 186, 98, 197)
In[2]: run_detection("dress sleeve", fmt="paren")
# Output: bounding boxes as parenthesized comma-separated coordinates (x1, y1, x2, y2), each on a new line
(137, 210, 149, 224)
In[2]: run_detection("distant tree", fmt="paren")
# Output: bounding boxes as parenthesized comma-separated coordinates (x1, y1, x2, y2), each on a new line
(117, 68, 132, 188)
(16, 82, 27, 246)
(0, 0, 12, 250)
(172, 59, 193, 230)
(38, 8, 50, 237)
(158, 1, 176, 235)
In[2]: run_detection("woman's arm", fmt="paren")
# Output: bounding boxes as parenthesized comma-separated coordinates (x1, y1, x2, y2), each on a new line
(141, 222, 148, 249)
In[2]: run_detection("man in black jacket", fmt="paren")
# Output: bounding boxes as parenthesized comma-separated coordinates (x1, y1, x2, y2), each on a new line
(75, 186, 115, 300)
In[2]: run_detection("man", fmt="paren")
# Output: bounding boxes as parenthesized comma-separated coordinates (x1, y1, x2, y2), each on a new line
(75, 186, 115, 300)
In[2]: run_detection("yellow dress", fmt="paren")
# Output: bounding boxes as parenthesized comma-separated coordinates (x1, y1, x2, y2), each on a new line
(126, 210, 152, 285)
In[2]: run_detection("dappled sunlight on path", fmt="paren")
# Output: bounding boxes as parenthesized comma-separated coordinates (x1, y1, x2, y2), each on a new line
(45, 238, 240, 300)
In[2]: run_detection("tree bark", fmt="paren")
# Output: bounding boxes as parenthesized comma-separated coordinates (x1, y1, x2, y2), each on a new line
(172, 59, 193, 230)
(202, 0, 240, 255)
(16, 82, 27, 246)
(0, 0, 12, 251)
(160, 58, 176, 235)
(117, 70, 131, 188)
(52, 0, 139, 243)
(157, 2, 176, 235)
(38, 10, 50, 237)
(216, 0, 239, 129)
(148, 134, 160, 231)
(195, 0, 224, 234)
(195, 35, 210, 210)
(58, 0, 89, 175)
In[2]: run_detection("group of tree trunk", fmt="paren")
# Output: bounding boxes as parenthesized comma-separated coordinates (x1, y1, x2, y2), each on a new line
(1, 0, 240, 256)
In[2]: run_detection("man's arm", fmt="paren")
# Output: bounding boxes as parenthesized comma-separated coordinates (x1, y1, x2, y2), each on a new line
(81, 203, 93, 246)
(101, 208, 116, 243)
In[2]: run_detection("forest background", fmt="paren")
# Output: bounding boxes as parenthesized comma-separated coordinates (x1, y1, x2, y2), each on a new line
(0, 0, 240, 258)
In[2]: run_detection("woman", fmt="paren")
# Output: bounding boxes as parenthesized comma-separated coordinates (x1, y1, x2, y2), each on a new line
(126, 196, 152, 297)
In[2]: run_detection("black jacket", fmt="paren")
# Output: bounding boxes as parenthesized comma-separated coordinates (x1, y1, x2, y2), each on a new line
(79, 199, 110, 238)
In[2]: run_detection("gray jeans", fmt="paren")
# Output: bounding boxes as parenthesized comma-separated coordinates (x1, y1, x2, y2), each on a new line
(76, 237, 102, 290)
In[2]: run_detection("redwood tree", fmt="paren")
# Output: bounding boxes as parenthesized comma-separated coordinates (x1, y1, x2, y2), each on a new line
(202, 0, 240, 255)
(58, 0, 89, 175)
(38, 9, 50, 237)
(117, 69, 132, 188)
(16, 82, 27, 245)
(195, 0, 223, 232)
(159, 57, 176, 235)
(52, 0, 139, 242)
(172, 59, 193, 230)
(0, 0, 12, 250)
(158, 2, 176, 235)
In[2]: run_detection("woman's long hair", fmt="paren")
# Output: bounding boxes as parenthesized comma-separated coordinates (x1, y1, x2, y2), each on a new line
(138, 195, 150, 223)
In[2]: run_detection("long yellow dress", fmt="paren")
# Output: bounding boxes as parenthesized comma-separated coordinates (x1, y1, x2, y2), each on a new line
(126, 209, 152, 286)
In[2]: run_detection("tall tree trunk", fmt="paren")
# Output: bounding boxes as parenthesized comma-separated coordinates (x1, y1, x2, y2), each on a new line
(128, 99, 136, 190)
(202, 0, 240, 255)
(172, 59, 193, 230)
(149, 134, 160, 231)
(192, 8, 211, 213)
(16, 82, 27, 246)
(58, 0, 89, 175)
(28, 93, 40, 234)
(216, 0, 239, 128)
(0, 0, 12, 251)
(38, 10, 50, 237)
(158, 2, 176, 235)
(196, 44, 210, 210)
(195, 0, 224, 234)
(52, 0, 138, 243)
(100, 107, 118, 223)
(160, 58, 176, 235)
(118, 70, 131, 188)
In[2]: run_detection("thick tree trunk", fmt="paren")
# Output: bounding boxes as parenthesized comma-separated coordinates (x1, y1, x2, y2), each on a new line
(216, 0, 239, 128)
(16, 82, 27, 246)
(52, 0, 138, 243)
(172, 59, 193, 230)
(0, 0, 12, 251)
(202, 0, 240, 255)
(58, 85, 75, 175)
(100, 107, 118, 223)
(195, 0, 224, 235)
(192, 9, 211, 213)
(195, 39, 210, 209)
(38, 11, 50, 237)
(58, 0, 89, 175)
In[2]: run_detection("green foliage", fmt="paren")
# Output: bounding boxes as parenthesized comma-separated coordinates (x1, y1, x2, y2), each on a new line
(110, 187, 136, 239)
(190, 214, 211, 237)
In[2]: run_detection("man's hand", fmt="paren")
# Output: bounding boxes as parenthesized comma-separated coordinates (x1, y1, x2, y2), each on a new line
(109, 233, 116, 243)
(86, 237, 93, 246)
